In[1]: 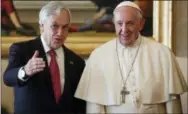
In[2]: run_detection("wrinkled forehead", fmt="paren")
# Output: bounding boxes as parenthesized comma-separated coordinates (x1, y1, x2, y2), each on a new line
(49, 9, 70, 24)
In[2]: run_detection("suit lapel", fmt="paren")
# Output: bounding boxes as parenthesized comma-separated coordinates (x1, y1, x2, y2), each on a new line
(59, 46, 74, 101)
(33, 37, 54, 94)
(63, 46, 74, 80)
(33, 37, 47, 62)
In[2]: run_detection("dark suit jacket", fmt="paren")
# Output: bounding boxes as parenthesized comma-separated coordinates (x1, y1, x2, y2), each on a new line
(3, 37, 86, 114)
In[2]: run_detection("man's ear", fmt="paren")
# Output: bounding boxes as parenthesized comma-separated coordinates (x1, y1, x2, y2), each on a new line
(112, 16, 115, 24)
(40, 24, 44, 33)
(139, 18, 145, 31)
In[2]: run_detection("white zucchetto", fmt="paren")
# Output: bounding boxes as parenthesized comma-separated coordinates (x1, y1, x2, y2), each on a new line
(113, 1, 142, 13)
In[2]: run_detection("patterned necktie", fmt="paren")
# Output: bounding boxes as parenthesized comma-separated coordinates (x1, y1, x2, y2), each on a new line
(48, 50, 61, 103)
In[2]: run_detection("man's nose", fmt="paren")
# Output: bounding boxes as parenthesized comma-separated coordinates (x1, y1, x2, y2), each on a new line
(57, 27, 63, 36)
(121, 24, 128, 33)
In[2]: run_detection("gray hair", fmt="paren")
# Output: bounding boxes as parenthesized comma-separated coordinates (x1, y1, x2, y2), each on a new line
(39, 1, 71, 25)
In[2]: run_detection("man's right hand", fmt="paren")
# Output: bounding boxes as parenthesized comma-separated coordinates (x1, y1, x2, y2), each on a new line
(24, 50, 46, 76)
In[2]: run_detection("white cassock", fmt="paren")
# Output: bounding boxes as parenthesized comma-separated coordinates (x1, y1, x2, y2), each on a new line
(75, 34, 188, 113)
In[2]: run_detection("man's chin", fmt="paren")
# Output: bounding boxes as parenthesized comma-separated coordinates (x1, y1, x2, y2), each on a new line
(51, 44, 62, 49)
(120, 39, 131, 45)
(125, 42, 132, 46)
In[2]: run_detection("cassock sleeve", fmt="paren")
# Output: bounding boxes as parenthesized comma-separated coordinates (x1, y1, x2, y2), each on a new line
(166, 95, 183, 113)
(75, 47, 119, 105)
(87, 102, 105, 113)
(75, 51, 108, 104)
(168, 51, 188, 95)
(140, 47, 188, 104)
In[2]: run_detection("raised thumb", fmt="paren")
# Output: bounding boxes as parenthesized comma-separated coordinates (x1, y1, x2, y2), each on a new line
(32, 50, 39, 58)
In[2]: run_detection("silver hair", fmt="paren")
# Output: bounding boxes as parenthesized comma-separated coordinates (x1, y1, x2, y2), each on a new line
(39, 1, 71, 25)
(135, 9, 143, 20)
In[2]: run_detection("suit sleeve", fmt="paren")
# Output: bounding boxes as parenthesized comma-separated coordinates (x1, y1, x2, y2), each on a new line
(3, 43, 27, 87)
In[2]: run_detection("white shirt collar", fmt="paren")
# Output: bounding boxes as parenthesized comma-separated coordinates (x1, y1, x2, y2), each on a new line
(40, 36, 63, 57)
(41, 35, 50, 53)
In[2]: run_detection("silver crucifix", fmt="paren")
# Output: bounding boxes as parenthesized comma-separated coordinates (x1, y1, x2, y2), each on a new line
(121, 86, 130, 103)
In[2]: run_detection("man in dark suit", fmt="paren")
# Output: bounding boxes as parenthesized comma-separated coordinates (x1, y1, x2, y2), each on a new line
(3, 1, 86, 114)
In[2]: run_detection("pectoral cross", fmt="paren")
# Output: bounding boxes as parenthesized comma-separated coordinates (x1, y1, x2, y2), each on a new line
(121, 86, 130, 103)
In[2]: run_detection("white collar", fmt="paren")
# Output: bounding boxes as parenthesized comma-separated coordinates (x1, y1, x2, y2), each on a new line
(40, 36, 63, 57)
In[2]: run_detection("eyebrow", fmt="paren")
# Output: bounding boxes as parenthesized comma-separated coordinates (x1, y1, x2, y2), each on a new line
(116, 20, 134, 23)
(53, 22, 69, 27)
(63, 24, 69, 27)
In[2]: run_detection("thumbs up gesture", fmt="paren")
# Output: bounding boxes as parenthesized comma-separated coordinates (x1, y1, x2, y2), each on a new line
(24, 50, 46, 76)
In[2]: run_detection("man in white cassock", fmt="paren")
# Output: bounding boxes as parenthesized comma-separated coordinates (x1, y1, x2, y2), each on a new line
(75, 1, 188, 113)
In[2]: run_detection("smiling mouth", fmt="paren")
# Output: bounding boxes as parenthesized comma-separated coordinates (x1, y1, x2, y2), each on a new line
(121, 35, 130, 40)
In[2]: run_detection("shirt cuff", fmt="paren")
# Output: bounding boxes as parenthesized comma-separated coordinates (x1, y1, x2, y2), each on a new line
(18, 67, 29, 81)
